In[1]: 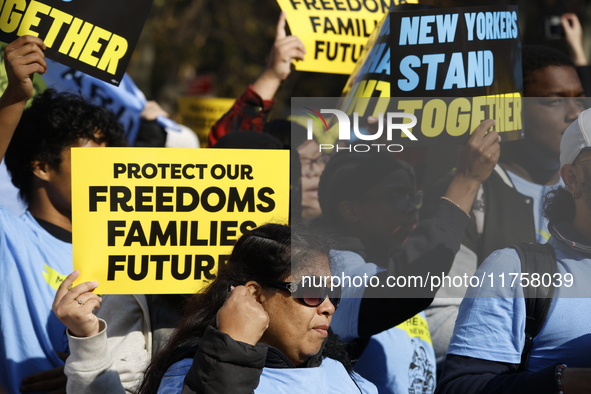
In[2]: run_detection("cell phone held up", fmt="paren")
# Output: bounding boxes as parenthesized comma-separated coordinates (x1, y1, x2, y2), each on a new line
(545, 16, 565, 40)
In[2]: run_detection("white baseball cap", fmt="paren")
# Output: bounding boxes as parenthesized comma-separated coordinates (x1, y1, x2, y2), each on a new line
(561, 107, 591, 166)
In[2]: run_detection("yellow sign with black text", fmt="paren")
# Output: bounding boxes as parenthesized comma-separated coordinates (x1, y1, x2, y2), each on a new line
(71, 148, 289, 294)
(337, 5, 523, 145)
(177, 97, 235, 142)
(0, 0, 152, 86)
(276, 0, 416, 74)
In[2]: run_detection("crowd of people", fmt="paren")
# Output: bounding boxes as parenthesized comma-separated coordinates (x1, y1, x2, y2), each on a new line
(1, 7, 591, 394)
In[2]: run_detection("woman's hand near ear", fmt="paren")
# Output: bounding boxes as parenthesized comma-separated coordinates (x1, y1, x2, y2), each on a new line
(216, 285, 269, 346)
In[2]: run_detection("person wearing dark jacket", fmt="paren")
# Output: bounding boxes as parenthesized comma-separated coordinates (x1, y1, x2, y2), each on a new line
(137, 224, 377, 393)
(315, 120, 500, 393)
(436, 107, 591, 394)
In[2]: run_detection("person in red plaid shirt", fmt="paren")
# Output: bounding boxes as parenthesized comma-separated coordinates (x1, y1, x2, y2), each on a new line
(208, 12, 305, 147)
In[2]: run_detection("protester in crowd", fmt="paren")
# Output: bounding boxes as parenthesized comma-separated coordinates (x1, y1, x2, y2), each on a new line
(0, 57, 199, 219)
(312, 119, 500, 393)
(0, 36, 127, 394)
(436, 107, 591, 394)
(129, 223, 377, 393)
(207, 13, 327, 221)
(422, 44, 586, 372)
(49, 128, 295, 394)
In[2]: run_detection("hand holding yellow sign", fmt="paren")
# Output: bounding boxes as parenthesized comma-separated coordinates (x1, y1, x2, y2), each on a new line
(72, 148, 289, 294)
(276, 0, 416, 74)
(0, 0, 153, 86)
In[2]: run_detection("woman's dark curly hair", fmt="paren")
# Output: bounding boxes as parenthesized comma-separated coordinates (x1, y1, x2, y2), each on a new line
(4, 89, 126, 205)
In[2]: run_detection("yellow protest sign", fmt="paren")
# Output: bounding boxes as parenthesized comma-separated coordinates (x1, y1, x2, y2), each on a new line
(71, 148, 290, 294)
(276, 0, 416, 74)
(336, 5, 523, 145)
(0, 0, 152, 86)
(177, 97, 235, 142)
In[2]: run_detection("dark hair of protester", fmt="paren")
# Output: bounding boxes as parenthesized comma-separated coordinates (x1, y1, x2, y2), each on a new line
(4, 89, 126, 205)
(542, 187, 576, 224)
(134, 120, 167, 147)
(263, 119, 307, 149)
(317, 151, 414, 223)
(522, 45, 574, 87)
(137, 223, 349, 394)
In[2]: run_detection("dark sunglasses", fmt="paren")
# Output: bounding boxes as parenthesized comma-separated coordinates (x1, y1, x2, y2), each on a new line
(262, 281, 341, 310)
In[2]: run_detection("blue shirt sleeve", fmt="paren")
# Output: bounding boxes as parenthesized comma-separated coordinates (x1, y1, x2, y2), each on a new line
(447, 248, 526, 364)
(157, 359, 192, 394)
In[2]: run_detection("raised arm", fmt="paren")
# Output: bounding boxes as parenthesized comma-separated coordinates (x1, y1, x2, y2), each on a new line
(251, 11, 305, 101)
(562, 13, 587, 67)
(357, 121, 500, 337)
(444, 119, 500, 214)
(208, 12, 305, 146)
(0, 36, 46, 161)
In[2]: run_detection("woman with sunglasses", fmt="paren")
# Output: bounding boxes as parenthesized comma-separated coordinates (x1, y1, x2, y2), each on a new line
(137, 223, 377, 394)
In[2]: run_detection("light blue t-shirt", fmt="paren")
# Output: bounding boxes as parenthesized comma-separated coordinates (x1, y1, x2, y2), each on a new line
(158, 357, 378, 393)
(353, 313, 436, 394)
(331, 250, 437, 394)
(506, 170, 562, 243)
(0, 161, 25, 216)
(448, 238, 591, 371)
(0, 207, 71, 393)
